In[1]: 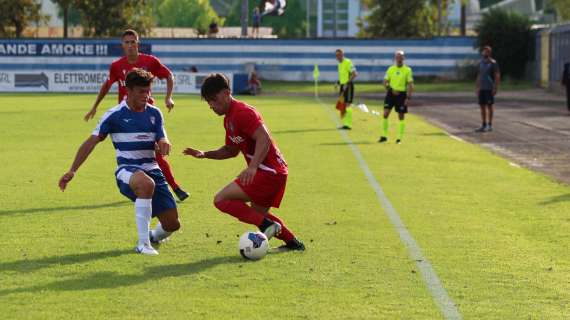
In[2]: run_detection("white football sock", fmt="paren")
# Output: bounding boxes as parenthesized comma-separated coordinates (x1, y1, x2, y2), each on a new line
(151, 222, 173, 242)
(135, 198, 152, 246)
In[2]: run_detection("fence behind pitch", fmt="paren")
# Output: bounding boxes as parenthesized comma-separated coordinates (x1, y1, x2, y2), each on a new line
(0, 37, 478, 92)
(535, 23, 570, 89)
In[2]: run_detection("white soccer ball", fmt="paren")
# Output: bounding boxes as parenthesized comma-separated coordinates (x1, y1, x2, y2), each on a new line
(239, 231, 269, 260)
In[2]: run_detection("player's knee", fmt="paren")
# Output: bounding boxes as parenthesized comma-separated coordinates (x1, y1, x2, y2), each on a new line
(213, 192, 227, 206)
(139, 179, 155, 196)
(163, 219, 180, 232)
(132, 173, 155, 198)
(214, 198, 229, 212)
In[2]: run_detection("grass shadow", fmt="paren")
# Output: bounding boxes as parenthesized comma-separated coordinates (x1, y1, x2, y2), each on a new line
(539, 194, 570, 205)
(0, 201, 130, 216)
(318, 141, 377, 146)
(421, 132, 448, 137)
(0, 249, 132, 273)
(0, 255, 243, 296)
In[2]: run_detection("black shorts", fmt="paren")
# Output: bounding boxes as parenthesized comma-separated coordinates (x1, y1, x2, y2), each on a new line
(340, 82, 354, 104)
(384, 91, 408, 113)
(478, 90, 494, 105)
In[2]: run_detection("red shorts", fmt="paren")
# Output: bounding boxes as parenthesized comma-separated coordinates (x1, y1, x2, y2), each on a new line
(235, 170, 287, 208)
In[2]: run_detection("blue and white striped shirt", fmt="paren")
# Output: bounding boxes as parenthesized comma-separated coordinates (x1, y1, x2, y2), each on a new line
(92, 101, 166, 172)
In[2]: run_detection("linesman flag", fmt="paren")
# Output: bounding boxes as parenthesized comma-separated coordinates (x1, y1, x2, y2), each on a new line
(336, 91, 346, 115)
(313, 64, 319, 81)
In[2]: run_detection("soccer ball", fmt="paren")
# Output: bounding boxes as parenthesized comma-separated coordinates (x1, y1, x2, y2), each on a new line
(239, 231, 269, 260)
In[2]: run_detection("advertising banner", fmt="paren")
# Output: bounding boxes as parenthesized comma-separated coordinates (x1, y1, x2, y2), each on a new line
(0, 70, 211, 94)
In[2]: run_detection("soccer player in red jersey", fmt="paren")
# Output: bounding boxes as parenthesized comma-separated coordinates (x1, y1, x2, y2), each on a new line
(84, 29, 189, 201)
(183, 73, 305, 251)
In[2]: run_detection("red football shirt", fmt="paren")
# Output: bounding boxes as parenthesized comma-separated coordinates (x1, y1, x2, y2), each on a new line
(106, 53, 172, 103)
(224, 99, 288, 175)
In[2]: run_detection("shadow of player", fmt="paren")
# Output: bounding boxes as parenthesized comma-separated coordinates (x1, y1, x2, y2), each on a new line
(0, 255, 244, 297)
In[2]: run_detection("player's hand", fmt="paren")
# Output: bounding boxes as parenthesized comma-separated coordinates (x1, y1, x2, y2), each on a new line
(183, 147, 205, 158)
(476, 88, 480, 95)
(165, 97, 175, 112)
(84, 107, 97, 121)
(157, 139, 171, 156)
(238, 166, 257, 186)
(492, 88, 497, 96)
(58, 171, 75, 191)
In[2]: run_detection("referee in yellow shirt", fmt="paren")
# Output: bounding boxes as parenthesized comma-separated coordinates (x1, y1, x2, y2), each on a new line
(336, 49, 358, 129)
(379, 51, 414, 144)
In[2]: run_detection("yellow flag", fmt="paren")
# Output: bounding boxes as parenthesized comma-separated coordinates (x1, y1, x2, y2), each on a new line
(313, 64, 319, 81)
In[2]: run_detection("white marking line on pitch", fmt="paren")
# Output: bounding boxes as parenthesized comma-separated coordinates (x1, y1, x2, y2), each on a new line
(449, 134, 465, 143)
(316, 96, 462, 320)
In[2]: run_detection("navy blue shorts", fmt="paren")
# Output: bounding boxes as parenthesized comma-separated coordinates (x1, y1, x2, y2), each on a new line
(115, 167, 177, 217)
(478, 90, 494, 105)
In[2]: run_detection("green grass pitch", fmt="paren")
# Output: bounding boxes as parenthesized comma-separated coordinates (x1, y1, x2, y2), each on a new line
(0, 92, 568, 319)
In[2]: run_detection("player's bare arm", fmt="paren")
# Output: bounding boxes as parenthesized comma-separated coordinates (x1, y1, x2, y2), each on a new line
(58, 135, 102, 191)
(157, 138, 171, 156)
(183, 144, 239, 160)
(238, 125, 271, 186)
(406, 81, 414, 104)
(85, 81, 113, 121)
(350, 70, 358, 82)
(493, 71, 501, 96)
(182, 147, 205, 158)
(165, 74, 175, 112)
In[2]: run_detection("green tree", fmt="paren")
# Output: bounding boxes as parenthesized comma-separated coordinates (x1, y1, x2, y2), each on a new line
(548, 0, 570, 20)
(358, 0, 438, 38)
(73, 0, 154, 37)
(475, 8, 532, 79)
(226, 0, 307, 38)
(52, 0, 80, 38)
(0, 0, 49, 38)
(54, 0, 81, 26)
(156, 0, 222, 34)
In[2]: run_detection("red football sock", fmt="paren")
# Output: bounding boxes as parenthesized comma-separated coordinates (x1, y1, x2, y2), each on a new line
(155, 151, 179, 190)
(214, 200, 265, 226)
(266, 212, 295, 243)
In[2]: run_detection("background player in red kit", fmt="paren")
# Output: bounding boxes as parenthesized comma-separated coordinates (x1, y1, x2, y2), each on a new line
(84, 29, 189, 201)
(183, 73, 305, 251)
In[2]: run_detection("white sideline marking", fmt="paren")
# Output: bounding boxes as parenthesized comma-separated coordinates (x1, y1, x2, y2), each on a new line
(509, 162, 521, 168)
(316, 96, 462, 320)
(449, 134, 465, 142)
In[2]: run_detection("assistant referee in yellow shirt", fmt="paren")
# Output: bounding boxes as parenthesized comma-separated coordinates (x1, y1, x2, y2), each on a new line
(379, 50, 414, 144)
(336, 49, 358, 129)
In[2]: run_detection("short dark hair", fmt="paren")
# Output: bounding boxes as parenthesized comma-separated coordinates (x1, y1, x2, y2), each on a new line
(201, 73, 230, 101)
(483, 45, 492, 52)
(335, 49, 343, 54)
(125, 68, 154, 89)
(122, 29, 139, 41)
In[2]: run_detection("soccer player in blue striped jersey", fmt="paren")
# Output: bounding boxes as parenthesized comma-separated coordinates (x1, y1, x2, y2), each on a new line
(58, 68, 181, 255)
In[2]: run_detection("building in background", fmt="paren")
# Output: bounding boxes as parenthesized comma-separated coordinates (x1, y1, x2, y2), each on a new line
(316, 0, 365, 37)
